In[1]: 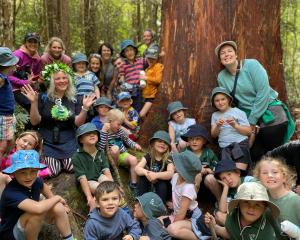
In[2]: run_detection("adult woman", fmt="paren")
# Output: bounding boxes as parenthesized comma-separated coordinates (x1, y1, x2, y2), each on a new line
(41, 37, 71, 68)
(215, 41, 294, 162)
(98, 43, 118, 98)
(8, 32, 42, 112)
(137, 29, 156, 56)
(22, 63, 96, 177)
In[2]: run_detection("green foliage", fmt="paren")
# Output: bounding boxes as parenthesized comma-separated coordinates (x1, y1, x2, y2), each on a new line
(15, 104, 29, 135)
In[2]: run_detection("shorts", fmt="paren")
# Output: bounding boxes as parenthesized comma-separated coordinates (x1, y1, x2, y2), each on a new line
(0, 115, 16, 141)
(191, 208, 211, 239)
(88, 174, 110, 189)
(13, 218, 25, 240)
(118, 152, 130, 166)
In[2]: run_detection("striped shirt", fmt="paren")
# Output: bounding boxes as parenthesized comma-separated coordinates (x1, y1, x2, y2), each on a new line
(98, 128, 136, 153)
(119, 58, 145, 85)
(74, 70, 100, 96)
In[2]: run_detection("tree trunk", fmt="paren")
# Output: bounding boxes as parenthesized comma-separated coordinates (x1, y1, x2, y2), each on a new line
(83, 0, 98, 55)
(139, 0, 286, 146)
(0, 0, 14, 48)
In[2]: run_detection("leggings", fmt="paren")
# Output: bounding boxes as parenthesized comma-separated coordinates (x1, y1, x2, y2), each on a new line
(138, 176, 172, 203)
(44, 156, 73, 177)
(250, 122, 287, 163)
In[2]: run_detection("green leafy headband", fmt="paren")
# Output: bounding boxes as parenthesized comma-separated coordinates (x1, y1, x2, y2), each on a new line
(41, 63, 74, 87)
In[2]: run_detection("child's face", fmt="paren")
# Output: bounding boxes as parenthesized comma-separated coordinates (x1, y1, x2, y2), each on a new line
(96, 189, 120, 218)
(117, 99, 132, 110)
(146, 57, 157, 67)
(258, 162, 286, 191)
(239, 200, 266, 225)
(188, 136, 206, 152)
(171, 110, 185, 124)
(124, 46, 136, 61)
(213, 93, 230, 112)
(219, 170, 241, 188)
(96, 105, 110, 117)
(90, 57, 101, 73)
(75, 61, 87, 73)
(133, 202, 145, 219)
(16, 134, 37, 150)
(153, 139, 169, 154)
(79, 132, 99, 146)
(110, 120, 122, 133)
(114, 58, 123, 70)
(14, 168, 38, 188)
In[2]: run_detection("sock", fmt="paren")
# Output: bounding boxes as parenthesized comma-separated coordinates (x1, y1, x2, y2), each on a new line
(63, 233, 74, 240)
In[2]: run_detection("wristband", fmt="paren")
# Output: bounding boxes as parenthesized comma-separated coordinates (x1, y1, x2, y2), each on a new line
(81, 106, 89, 112)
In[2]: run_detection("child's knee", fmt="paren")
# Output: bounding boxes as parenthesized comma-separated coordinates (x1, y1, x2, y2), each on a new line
(128, 155, 137, 166)
(167, 223, 179, 236)
(51, 202, 67, 216)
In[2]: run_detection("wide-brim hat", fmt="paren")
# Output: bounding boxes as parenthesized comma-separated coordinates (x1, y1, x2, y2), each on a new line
(215, 40, 237, 57)
(3, 150, 46, 174)
(145, 44, 159, 59)
(0, 47, 19, 67)
(149, 130, 171, 149)
(76, 122, 100, 144)
(228, 182, 280, 218)
(136, 192, 167, 219)
(214, 157, 240, 179)
(117, 91, 132, 101)
(181, 124, 211, 143)
(120, 39, 137, 58)
(94, 97, 115, 109)
(210, 87, 233, 108)
(172, 150, 201, 183)
(72, 53, 88, 64)
(167, 101, 188, 120)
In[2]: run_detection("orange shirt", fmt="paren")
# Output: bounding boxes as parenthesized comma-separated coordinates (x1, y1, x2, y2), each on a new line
(142, 63, 164, 99)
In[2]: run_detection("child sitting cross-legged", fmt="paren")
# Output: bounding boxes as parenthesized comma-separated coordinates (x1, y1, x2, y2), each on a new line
(205, 182, 281, 240)
(0, 150, 74, 240)
(159, 151, 211, 240)
(181, 124, 222, 201)
(117, 92, 140, 141)
(72, 123, 113, 211)
(167, 101, 196, 153)
(84, 181, 141, 240)
(98, 109, 142, 195)
(135, 130, 174, 204)
(133, 192, 171, 240)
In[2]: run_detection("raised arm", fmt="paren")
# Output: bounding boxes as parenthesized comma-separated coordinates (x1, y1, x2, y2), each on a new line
(21, 84, 41, 125)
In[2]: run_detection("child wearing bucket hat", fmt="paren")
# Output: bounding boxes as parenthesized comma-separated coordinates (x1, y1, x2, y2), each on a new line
(91, 97, 114, 130)
(117, 91, 140, 141)
(213, 157, 254, 226)
(119, 39, 146, 112)
(139, 44, 164, 119)
(181, 124, 221, 201)
(134, 192, 171, 240)
(160, 150, 212, 239)
(72, 122, 113, 211)
(0, 150, 75, 240)
(211, 86, 252, 172)
(135, 130, 174, 203)
(167, 101, 196, 153)
(205, 182, 281, 240)
(72, 52, 100, 98)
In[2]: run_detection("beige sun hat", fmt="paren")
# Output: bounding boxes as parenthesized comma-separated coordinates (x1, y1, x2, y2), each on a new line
(228, 182, 280, 218)
(215, 40, 237, 57)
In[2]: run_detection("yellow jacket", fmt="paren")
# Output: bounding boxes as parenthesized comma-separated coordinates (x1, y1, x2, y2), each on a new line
(142, 63, 164, 99)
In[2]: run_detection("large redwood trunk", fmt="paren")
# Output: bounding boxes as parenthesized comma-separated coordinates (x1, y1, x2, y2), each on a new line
(139, 0, 285, 146)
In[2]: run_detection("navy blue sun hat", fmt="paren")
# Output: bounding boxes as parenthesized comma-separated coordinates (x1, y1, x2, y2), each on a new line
(117, 91, 132, 101)
(0, 47, 19, 67)
(181, 124, 211, 143)
(3, 150, 46, 174)
(76, 122, 100, 144)
(120, 39, 137, 58)
(214, 158, 240, 179)
(72, 53, 88, 64)
(94, 97, 115, 109)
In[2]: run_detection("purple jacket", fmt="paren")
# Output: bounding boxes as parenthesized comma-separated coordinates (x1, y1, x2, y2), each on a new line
(8, 47, 42, 90)
(40, 53, 72, 69)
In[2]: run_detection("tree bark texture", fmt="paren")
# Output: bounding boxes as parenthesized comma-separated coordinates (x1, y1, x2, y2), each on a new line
(139, 0, 286, 146)
(84, 0, 98, 55)
(0, 0, 14, 48)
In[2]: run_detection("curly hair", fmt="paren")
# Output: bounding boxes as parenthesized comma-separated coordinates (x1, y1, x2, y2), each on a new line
(253, 156, 296, 190)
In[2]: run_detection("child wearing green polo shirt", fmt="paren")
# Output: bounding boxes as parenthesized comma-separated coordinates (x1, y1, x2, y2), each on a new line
(133, 192, 171, 240)
(72, 123, 113, 211)
(205, 182, 281, 240)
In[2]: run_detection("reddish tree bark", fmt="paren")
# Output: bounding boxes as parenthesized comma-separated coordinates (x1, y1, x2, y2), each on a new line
(139, 0, 285, 146)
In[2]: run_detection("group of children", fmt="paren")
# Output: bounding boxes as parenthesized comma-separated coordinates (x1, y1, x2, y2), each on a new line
(1, 40, 300, 239)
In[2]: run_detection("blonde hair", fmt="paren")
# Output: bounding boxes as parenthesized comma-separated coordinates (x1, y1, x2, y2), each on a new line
(44, 37, 66, 55)
(16, 130, 43, 152)
(253, 156, 296, 190)
(149, 140, 170, 172)
(107, 109, 125, 123)
(47, 71, 76, 101)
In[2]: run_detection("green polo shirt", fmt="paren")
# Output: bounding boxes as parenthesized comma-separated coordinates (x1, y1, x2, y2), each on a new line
(72, 147, 110, 181)
(187, 147, 218, 170)
(225, 208, 276, 240)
